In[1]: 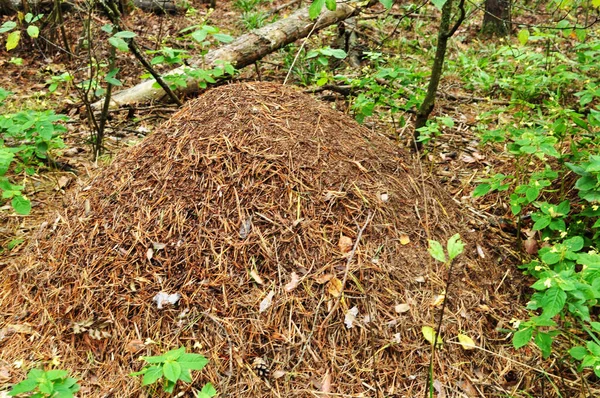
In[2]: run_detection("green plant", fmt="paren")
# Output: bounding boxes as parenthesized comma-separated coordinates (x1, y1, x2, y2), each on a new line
(424, 233, 465, 397)
(130, 346, 215, 395)
(9, 368, 80, 398)
(0, 13, 43, 51)
(0, 89, 67, 215)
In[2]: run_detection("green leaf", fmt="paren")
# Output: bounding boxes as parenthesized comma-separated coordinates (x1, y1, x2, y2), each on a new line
(108, 36, 129, 52)
(428, 240, 446, 263)
(26, 25, 39, 39)
(518, 29, 530, 45)
(447, 234, 464, 261)
(163, 360, 182, 383)
(178, 353, 209, 371)
(163, 346, 186, 361)
(325, 0, 336, 11)
(526, 186, 539, 202)
(0, 21, 17, 33)
(197, 383, 217, 398)
(431, 0, 447, 10)
(114, 30, 136, 39)
(8, 378, 39, 395)
(539, 287, 566, 318)
(213, 33, 234, 43)
(472, 183, 491, 198)
(513, 327, 533, 349)
(532, 215, 551, 231)
(534, 332, 552, 359)
(141, 366, 163, 386)
(6, 30, 21, 51)
(379, 0, 393, 8)
(45, 369, 68, 380)
(309, 0, 325, 19)
(569, 346, 588, 360)
(588, 341, 600, 357)
(564, 236, 584, 252)
(12, 195, 31, 215)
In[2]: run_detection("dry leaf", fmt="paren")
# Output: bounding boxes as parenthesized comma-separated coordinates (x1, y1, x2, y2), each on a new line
(338, 235, 353, 253)
(259, 291, 275, 313)
(344, 306, 359, 328)
(400, 234, 410, 245)
(272, 370, 286, 379)
(249, 269, 264, 285)
(457, 334, 476, 350)
(524, 238, 538, 255)
(327, 277, 343, 297)
(57, 176, 70, 189)
(314, 273, 333, 284)
(321, 371, 332, 393)
(152, 242, 166, 251)
(392, 333, 401, 343)
(395, 303, 410, 313)
(0, 367, 10, 383)
(415, 276, 426, 283)
(476, 244, 485, 259)
(146, 248, 154, 261)
(284, 272, 300, 292)
(431, 292, 445, 307)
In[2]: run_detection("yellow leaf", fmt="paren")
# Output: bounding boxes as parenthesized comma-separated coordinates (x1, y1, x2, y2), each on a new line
(422, 326, 443, 347)
(431, 292, 445, 307)
(400, 233, 410, 245)
(458, 334, 476, 350)
(327, 277, 343, 297)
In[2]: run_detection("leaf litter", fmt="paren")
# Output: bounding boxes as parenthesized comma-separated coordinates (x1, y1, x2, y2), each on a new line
(0, 82, 532, 396)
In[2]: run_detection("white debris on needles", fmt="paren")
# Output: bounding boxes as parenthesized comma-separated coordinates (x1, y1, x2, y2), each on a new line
(153, 292, 181, 309)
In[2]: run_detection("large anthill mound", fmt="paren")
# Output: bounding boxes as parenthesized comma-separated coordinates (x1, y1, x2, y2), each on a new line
(1, 83, 527, 396)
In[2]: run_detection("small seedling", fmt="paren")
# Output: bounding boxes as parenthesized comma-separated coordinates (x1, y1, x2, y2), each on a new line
(9, 368, 80, 398)
(130, 346, 215, 395)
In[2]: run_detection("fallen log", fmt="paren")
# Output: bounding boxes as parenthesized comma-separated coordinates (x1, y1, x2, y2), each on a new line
(92, 1, 369, 109)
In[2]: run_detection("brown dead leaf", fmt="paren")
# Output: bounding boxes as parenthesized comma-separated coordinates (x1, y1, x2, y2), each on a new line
(284, 272, 300, 292)
(0, 367, 10, 383)
(125, 339, 145, 354)
(314, 273, 333, 284)
(57, 176, 71, 189)
(327, 277, 343, 297)
(395, 303, 410, 313)
(321, 371, 332, 393)
(338, 235, 353, 253)
(524, 238, 538, 255)
(272, 370, 286, 379)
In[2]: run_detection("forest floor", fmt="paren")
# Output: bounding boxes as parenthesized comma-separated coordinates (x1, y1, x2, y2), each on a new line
(0, 1, 597, 397)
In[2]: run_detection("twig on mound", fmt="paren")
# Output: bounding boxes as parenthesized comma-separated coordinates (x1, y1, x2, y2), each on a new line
(318, 211, 374, 331)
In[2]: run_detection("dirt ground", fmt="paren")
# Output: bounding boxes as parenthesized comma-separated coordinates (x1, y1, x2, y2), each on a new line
(0, 1, 596, 397)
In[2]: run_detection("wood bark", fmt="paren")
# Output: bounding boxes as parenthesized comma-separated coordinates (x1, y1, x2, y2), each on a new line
(0, 0, 179, 15)
(481, 0, 510, 37)
(92, 1, 366, 109)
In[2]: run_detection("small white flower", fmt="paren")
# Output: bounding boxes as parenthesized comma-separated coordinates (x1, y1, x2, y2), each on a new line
(544, 278, 552, 288)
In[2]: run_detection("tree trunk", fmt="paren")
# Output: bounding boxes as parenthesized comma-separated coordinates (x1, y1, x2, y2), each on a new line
(92, 0, 368, 109)
(481, 0, 510, 37)
(413, 0, 465, 149)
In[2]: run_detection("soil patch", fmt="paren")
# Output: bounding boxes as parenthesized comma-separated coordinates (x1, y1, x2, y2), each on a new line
(1, 82, 525, 396)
